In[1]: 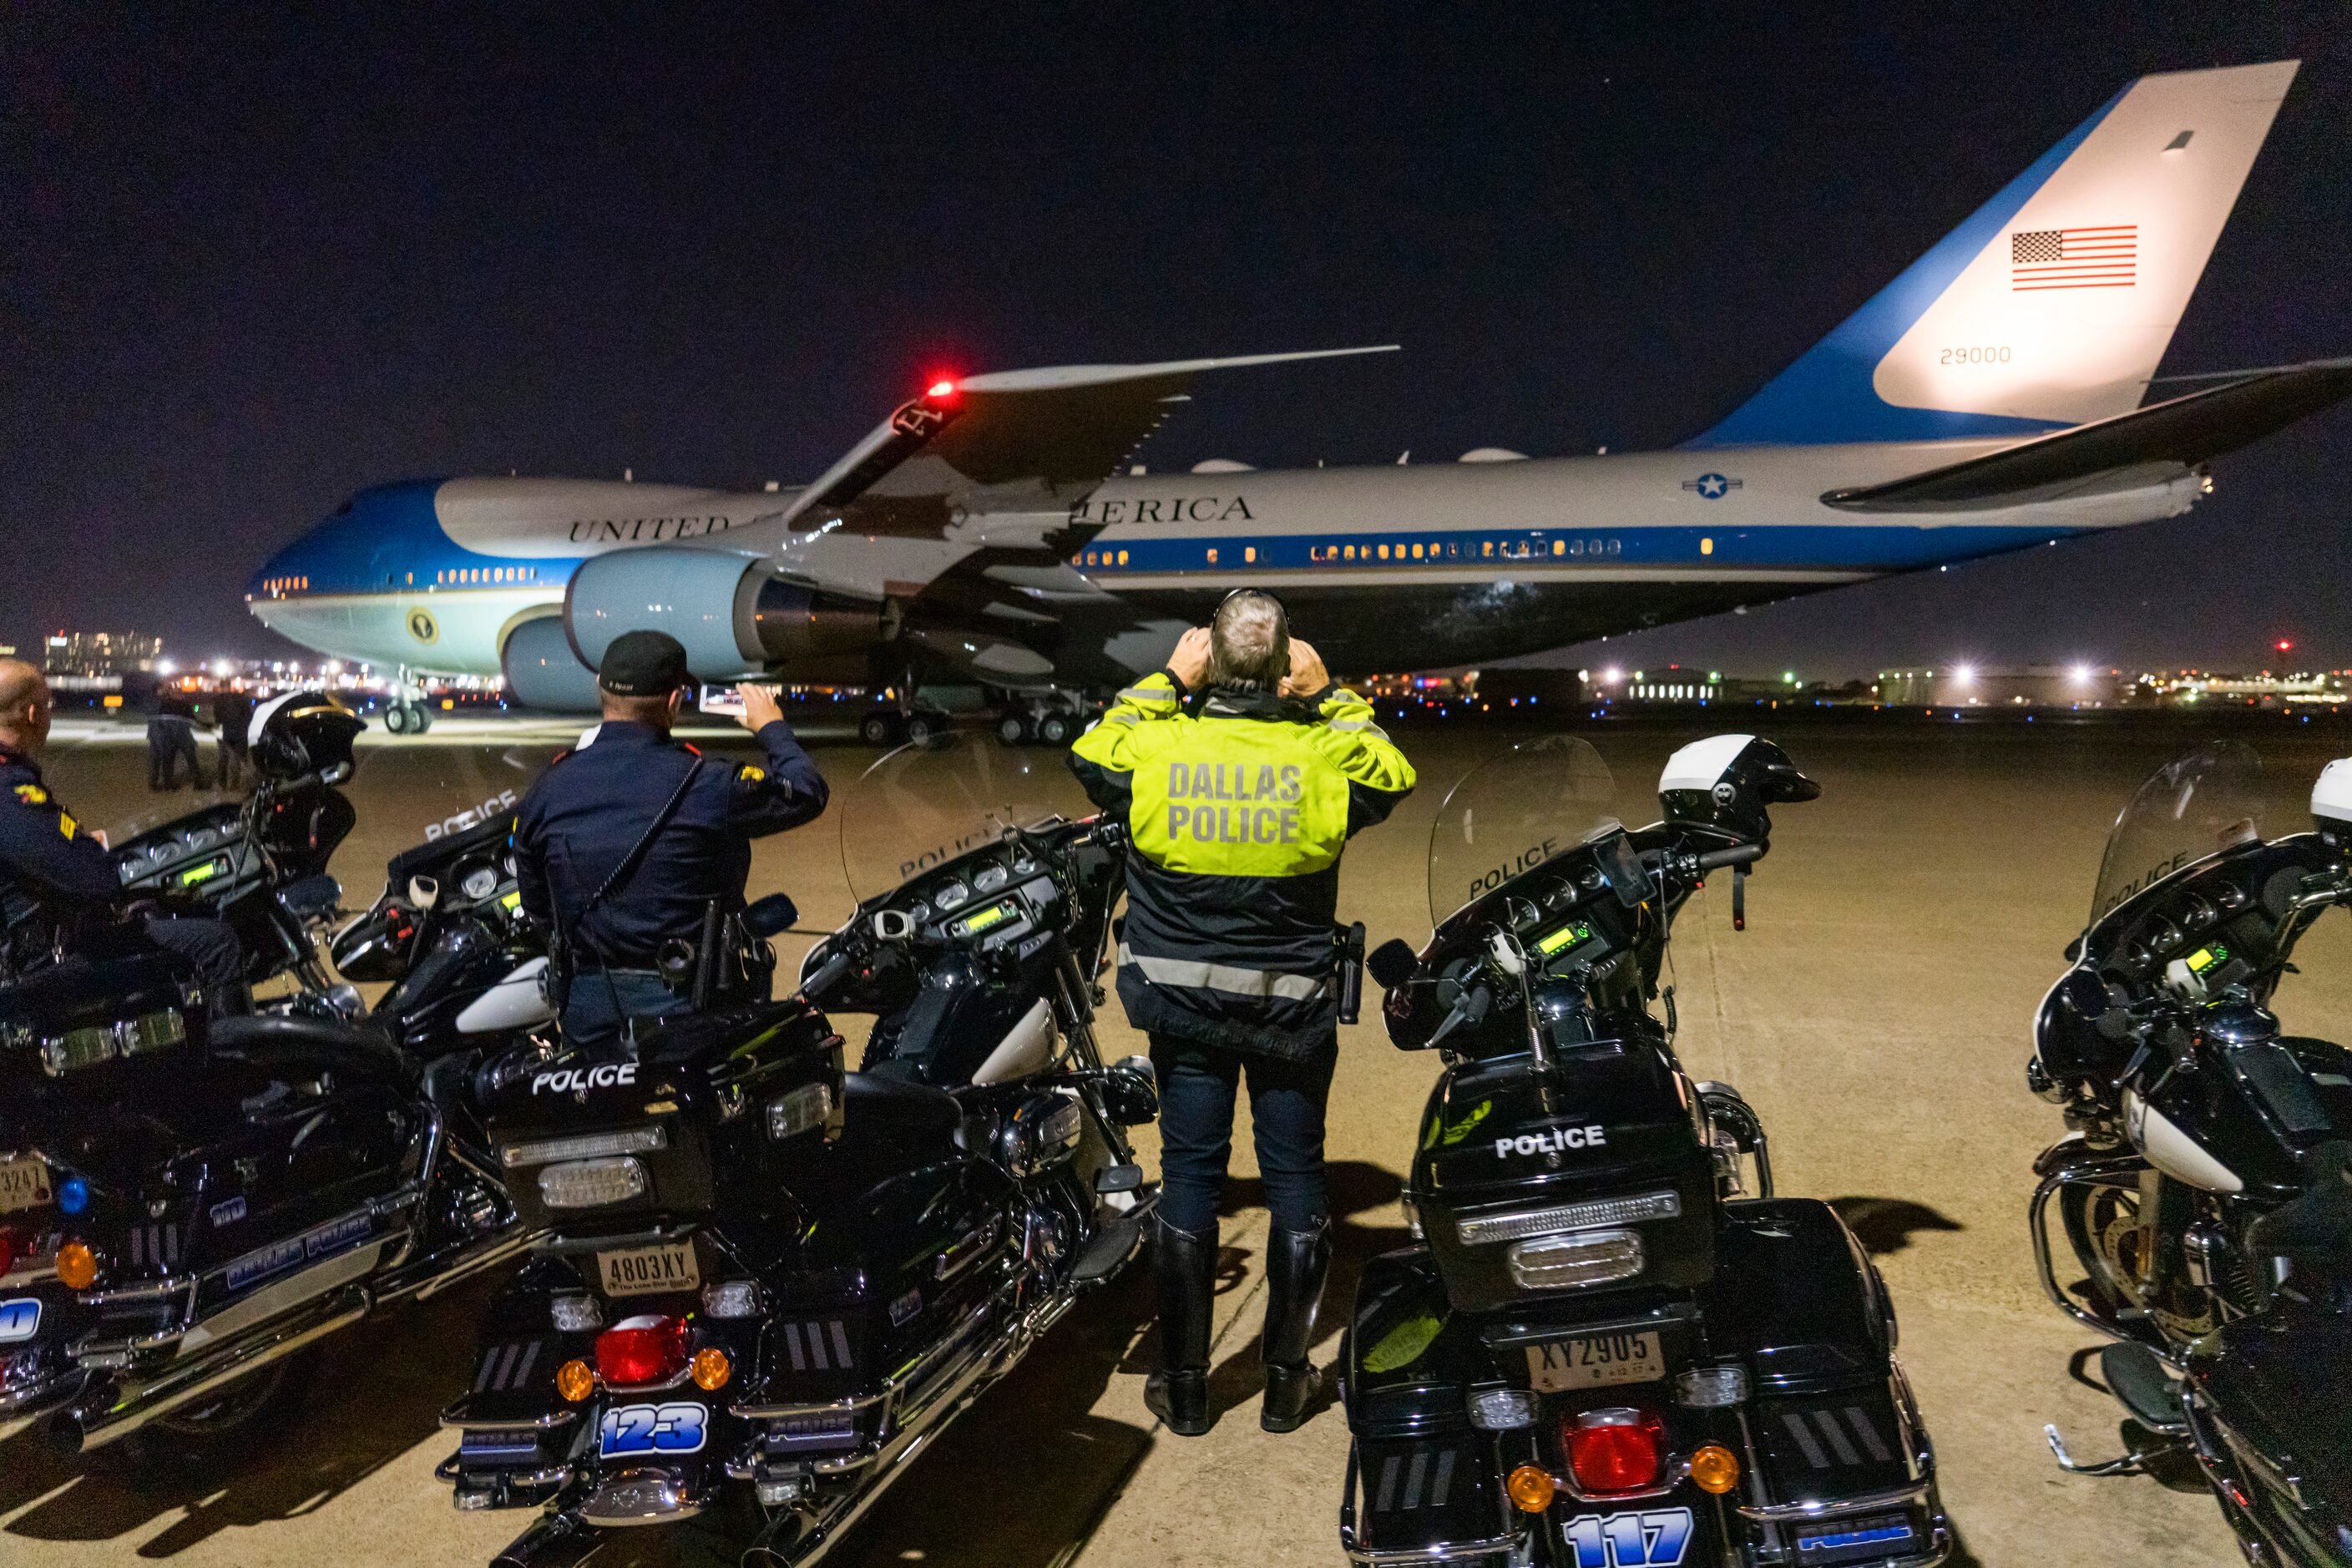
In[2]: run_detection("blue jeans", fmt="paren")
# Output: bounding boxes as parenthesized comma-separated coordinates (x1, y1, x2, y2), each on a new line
(563, 969, 689, 1043)
(1151, 1033, 1336, 1236)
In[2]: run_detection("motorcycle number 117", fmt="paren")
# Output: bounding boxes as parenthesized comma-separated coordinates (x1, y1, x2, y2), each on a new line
(599, 1402, 708, 1457)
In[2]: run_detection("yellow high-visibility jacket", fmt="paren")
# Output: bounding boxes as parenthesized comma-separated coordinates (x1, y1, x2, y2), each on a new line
(1068, 672, 1414, 1058)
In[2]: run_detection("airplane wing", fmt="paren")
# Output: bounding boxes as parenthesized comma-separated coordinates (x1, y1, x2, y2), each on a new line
(776, 346, 1397, 539)
(1823, 357, 2352, 511)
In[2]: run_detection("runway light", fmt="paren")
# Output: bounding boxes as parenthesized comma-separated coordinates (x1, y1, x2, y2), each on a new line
(2071, 665, 2093, 682)
(1953, 665, 1975, 682)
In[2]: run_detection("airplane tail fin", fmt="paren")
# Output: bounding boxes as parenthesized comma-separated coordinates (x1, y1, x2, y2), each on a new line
(1687, 60, 2300, 448)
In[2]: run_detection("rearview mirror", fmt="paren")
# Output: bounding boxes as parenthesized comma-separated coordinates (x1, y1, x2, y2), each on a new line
(1368, 938, 1420, 990)
(745, 892, 799, 938)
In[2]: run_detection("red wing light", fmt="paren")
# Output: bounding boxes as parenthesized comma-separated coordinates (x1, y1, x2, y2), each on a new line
(1566, 1407, 1666, 1495)
(595, 1315, 690, 1387)
(925, 378, 959, 400)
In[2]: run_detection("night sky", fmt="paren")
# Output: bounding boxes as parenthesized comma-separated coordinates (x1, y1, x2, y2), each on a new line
(7, 5, 2347, 679)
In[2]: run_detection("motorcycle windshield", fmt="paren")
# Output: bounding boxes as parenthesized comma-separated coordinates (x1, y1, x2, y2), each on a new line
(839, 732, 1096, 904)
(1427, 734, 1621, 928)
(2089, 741, 2267, 928)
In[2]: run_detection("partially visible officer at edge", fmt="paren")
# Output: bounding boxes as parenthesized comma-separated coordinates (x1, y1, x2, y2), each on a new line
(1068, 591, 1416, 1438)
(0, 658, 245, 1000)
(513, 630, 829, 1043)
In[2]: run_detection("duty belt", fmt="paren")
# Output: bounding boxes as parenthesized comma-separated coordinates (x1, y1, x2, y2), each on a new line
(1117, 942, 1330, 1002)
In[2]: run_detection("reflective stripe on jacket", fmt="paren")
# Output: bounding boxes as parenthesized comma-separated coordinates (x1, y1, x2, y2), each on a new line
(1068, 672, 1414, 1057)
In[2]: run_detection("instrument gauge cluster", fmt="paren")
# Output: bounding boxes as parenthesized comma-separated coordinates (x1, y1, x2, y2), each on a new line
(933, 881, 970, 912)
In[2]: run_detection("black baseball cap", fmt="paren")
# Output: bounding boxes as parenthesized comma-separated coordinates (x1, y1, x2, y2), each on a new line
(598, 630, 690, 696)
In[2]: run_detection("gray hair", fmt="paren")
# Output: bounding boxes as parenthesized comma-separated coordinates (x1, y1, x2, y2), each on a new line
(1209, 591, 1290, 691)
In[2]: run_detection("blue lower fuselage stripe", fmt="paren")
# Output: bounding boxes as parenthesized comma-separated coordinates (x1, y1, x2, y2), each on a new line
(1072, 521, 2083, 576)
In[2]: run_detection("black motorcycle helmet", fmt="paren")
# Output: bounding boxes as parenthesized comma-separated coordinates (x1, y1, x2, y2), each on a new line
(1657, 733, 1819, 842)
(249, 690, 366, 782)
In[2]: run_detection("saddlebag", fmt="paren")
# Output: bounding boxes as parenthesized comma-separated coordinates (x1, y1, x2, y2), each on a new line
(1702, 1198, 1945, 1567)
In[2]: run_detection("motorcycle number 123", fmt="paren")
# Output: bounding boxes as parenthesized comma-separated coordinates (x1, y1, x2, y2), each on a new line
(599, 1402, 708, 1457)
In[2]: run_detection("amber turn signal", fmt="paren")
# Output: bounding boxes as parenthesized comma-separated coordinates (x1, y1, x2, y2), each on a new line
(690, 1347, 732, 1391)
(56, 1241, 99, 1291)
(1505, 1463, 1556, 1513)
(555, 1358, 595, 1403)
(1689, 1443, 1741, 1495)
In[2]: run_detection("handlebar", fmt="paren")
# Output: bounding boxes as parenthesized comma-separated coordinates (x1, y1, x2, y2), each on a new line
(802, 947, 857, 999)
(1693, 842, 1766, 874)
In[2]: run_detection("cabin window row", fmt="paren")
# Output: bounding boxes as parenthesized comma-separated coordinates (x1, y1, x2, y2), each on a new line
(435, 565, 544, 585)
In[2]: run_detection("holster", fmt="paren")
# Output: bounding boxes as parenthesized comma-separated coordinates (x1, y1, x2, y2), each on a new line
(1334, 921, 1367, 1026)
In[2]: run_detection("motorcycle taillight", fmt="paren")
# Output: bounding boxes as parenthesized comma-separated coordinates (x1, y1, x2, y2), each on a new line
(596, 1315, 689, 1387)
(0, 1228, 14, 1277)
(1565, 1407, 1666, 1495)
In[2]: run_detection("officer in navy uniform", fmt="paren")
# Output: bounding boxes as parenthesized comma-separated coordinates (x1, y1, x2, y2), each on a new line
(513, 631, 829, 1042)
(0, 658, 244, 993)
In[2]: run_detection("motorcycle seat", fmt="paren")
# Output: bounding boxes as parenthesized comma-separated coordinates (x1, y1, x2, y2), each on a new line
(842, 1070, 963, 1146)
(211, 1013, 418, 1092)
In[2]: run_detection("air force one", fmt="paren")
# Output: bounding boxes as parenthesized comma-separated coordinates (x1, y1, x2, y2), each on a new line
(251, 61, 2348, 717)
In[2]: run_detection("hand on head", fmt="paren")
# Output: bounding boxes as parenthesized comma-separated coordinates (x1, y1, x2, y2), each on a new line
(1279, 638, 1328, 700)
(1168, 627, 1214, 690)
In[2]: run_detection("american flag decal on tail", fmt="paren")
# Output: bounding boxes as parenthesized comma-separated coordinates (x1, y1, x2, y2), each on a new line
(2011, 225, 2137, 291)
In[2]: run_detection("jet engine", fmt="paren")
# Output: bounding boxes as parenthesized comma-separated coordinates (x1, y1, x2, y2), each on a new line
(501, 615, 603, 712)
(562, 546, 893, 685)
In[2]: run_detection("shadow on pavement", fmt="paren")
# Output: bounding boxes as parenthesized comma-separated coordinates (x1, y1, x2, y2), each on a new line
(1, 1277, 494, 1556)
(1828, 1196, 1965, 1255)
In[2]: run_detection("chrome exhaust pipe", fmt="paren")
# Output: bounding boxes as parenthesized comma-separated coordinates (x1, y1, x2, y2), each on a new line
(741, 1506, 820, 1568)
(47, 1286, 370, 1454)
(492, 1510, 604, 1568)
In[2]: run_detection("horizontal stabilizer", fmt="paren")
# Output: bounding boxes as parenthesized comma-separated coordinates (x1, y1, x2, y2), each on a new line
(1822, 357, 2352, 511)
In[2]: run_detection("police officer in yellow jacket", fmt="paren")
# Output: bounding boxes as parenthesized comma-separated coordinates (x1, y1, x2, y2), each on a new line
(1070, 591, 1414, 1436)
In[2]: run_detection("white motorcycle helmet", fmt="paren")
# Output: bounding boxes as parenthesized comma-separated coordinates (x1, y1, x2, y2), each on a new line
(2312, 756, 2352, 844)
(1658, 733, 1820, 842)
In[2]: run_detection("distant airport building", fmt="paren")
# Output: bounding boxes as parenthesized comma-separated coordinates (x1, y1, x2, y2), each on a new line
(2133, 670, 2350, 708)
(43, 631, 162, 678)
(1879, 665, 2122, 709)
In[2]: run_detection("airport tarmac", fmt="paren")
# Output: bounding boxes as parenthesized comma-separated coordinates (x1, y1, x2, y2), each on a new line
(16, 711, 2343, 1566)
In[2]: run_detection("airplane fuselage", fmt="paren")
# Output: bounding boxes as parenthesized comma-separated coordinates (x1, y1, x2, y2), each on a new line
(248, 440, 2198, 680)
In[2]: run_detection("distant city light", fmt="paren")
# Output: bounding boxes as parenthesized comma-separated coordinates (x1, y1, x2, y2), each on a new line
(155, 659, 176, 675)
(1601, 667, 1621, 683)
(1953, 665, 1975, 682)
(2070, 665, 2092, 682)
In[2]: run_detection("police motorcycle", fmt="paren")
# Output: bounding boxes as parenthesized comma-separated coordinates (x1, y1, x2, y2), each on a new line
(0, 716, 548, 1470)
(443, 734, 1157, 1568)
(1345, 735, 1948, 1568)
(2031, 742, 2352, 1562)
(104, 690, 372, 1011)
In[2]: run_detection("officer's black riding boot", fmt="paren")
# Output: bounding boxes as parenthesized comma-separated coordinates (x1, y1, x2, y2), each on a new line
(1144, 1216, 1216, 1437)
(1260, 1218, 1333, 1433)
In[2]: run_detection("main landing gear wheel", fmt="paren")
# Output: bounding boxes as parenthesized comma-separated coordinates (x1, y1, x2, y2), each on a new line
(859, 712, 900, 746)
(998, 714, 1032, 746)
(904, 712, 943, 746)
(1036, 712, 1074, 746)
(382, 701, 432, 735)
